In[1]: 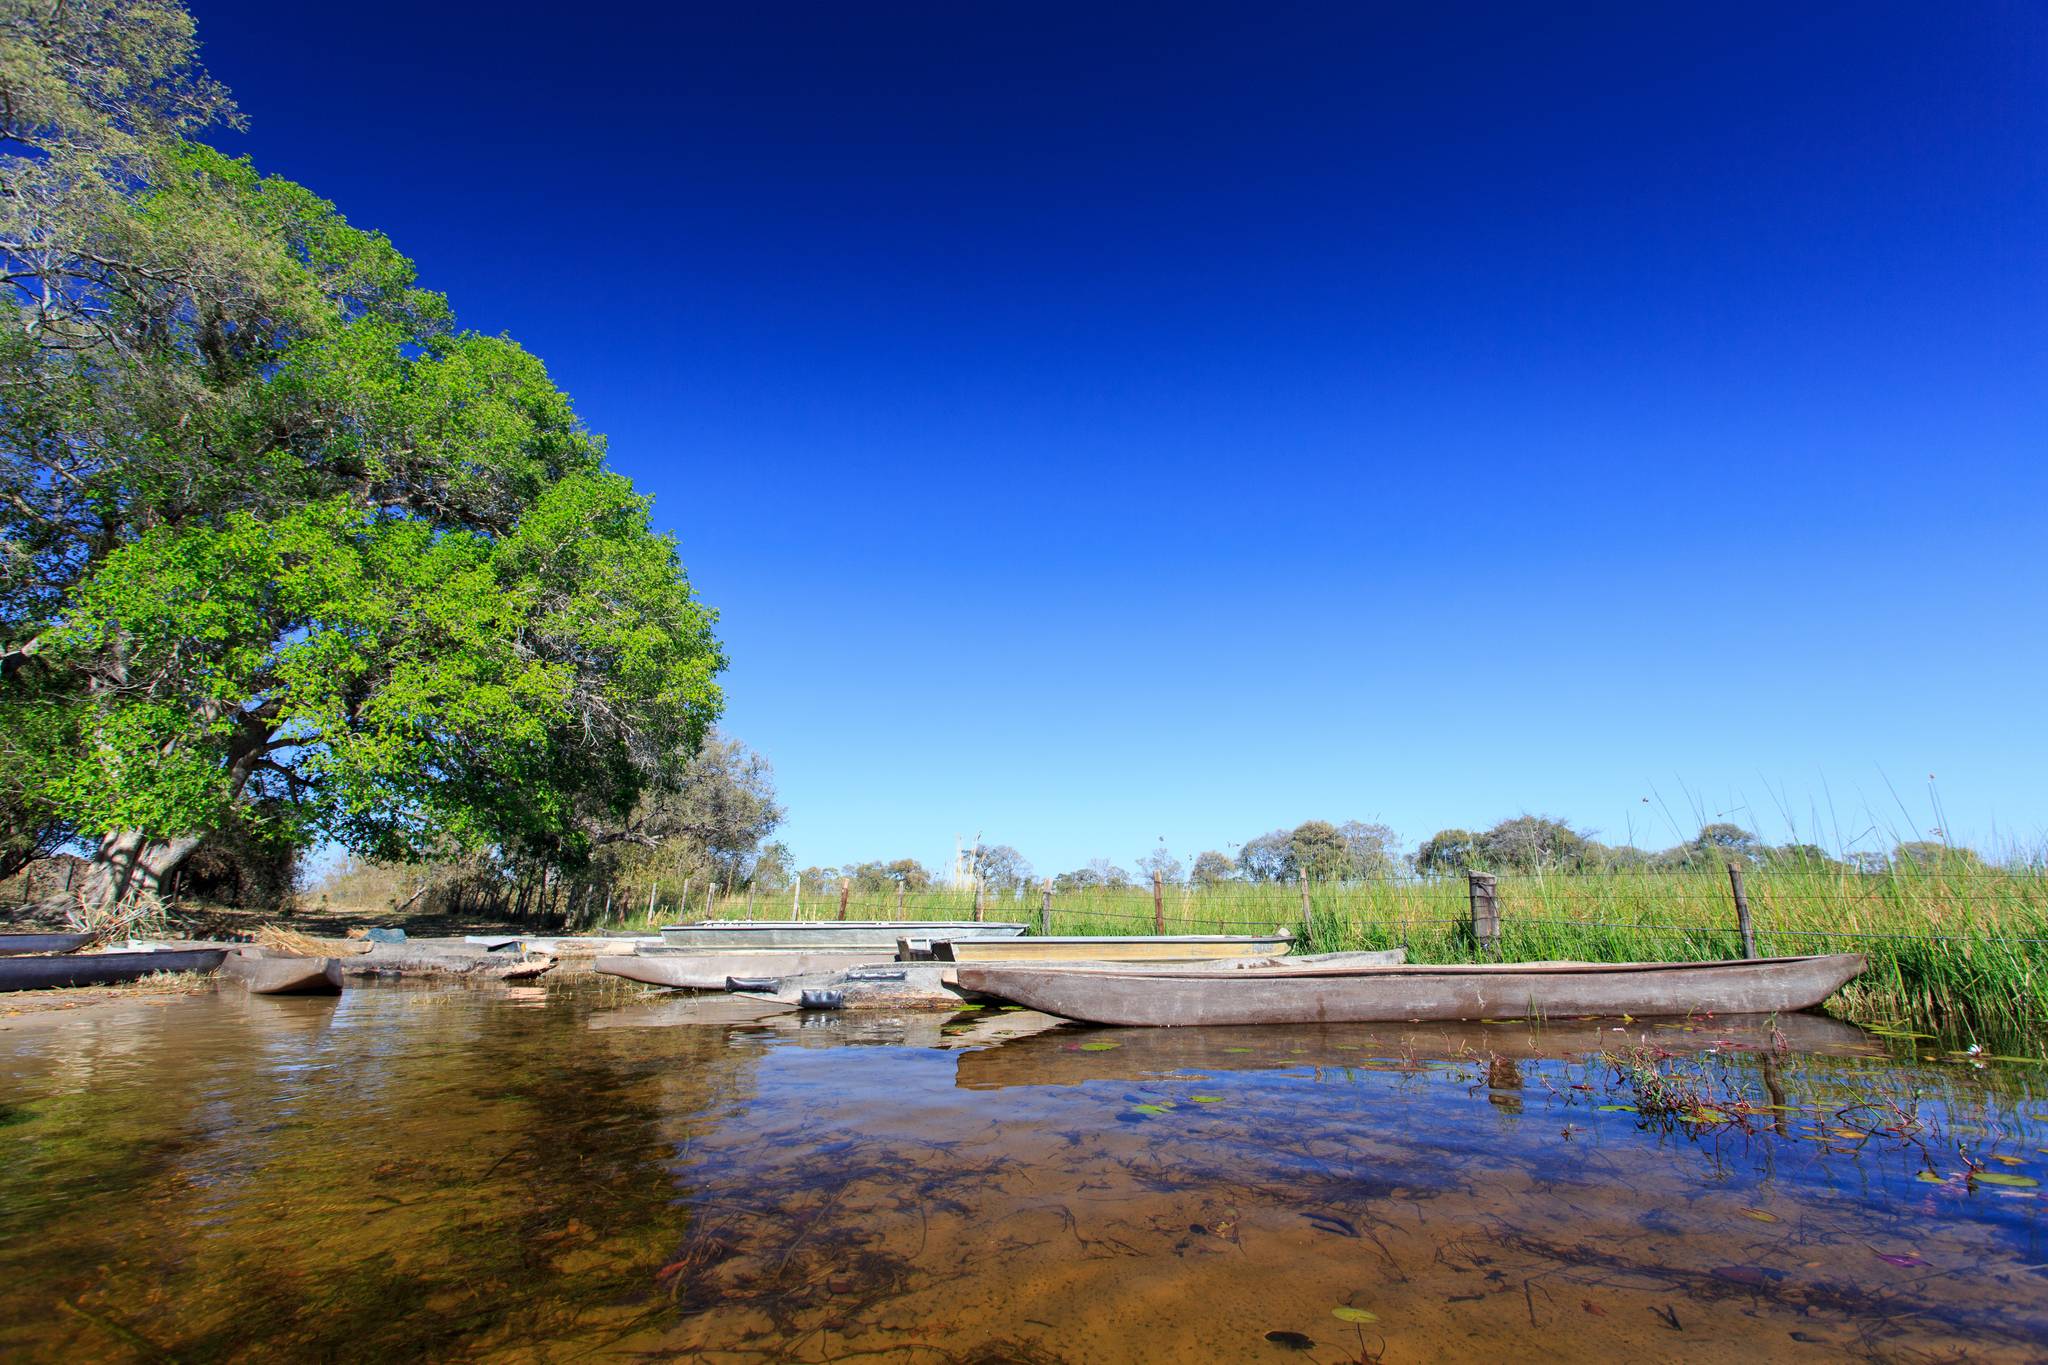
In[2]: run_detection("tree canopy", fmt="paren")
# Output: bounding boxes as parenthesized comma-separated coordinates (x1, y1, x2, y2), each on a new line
(968, 843, 1033, 893)
(1134, 846, 1184, 885)
(0, 5, 724, 915)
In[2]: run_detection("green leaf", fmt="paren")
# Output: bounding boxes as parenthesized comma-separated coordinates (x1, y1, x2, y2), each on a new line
(1331, 1307, 1378, 1324)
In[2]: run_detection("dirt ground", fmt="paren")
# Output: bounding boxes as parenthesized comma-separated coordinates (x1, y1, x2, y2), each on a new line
(1, 898, 544, 943)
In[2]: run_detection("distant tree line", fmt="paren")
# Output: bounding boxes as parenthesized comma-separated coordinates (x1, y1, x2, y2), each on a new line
(1407, 817, 1984, 877)
(787, 815, 1992, 905)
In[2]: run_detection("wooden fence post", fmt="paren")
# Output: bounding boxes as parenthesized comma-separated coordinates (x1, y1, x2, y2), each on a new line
(897, 880, 906, 915)
(645, 884, 657, 922)
(792, 879, 801, 919)
(1298, 874, 1312, 938)
(602, 889, 613, 923)
(1728, 863, 1756, 958)
(973, 877, 985, 923)
(1040, 878, 1052, 935)
(1467, 872, 1499, 953)
(1153, 870, 1166, 935)
(746, 887, 755, 919)
(838, 877, 851, 922)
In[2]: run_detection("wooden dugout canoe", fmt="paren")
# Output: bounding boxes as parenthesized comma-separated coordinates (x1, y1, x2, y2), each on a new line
(597, 948, 1407, 997)
(0, 933, 96, 957)
(951, 953, 1868, 1027)
(727, 963, 971, 1010)
(928, 933, 1294, 963)
(0, 947, 228, 991)
(658, 920, 1028, 951)
(0, 932, 96, 956)
(219, 949, 345, 995)
(597, 950, 895, 990)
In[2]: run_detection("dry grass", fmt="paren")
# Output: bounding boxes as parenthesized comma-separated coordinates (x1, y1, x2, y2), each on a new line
(0, 969, 216, 1019)
(253, 924, 369, 956)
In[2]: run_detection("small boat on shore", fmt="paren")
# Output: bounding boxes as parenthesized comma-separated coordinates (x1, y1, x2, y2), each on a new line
(219, 949, 345, 995)
(928, 932, 1294, 963)
(599, 947, 1407, 994)
(659, 919, 1028, 951)
(0, 947, 229, 992)
(598, 950, 895, 990)
(0, 932, 96, 957)
(994, 948, 1407, 975)
(727, 963, 971, 1011)
(952, 953, 1868, 1027)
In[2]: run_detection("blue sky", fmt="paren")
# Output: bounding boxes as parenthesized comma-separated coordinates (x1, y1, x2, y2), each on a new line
(193, 2, 2046, 873)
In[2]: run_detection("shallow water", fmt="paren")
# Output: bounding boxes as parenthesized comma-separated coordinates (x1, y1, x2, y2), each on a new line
(2, 983, 2045, 1362)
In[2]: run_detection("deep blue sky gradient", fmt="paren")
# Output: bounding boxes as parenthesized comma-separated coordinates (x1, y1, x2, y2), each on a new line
(191, 2, 2048, 872)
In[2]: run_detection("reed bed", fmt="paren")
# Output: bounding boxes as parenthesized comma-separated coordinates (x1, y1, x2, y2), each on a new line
(612, 861, 2048, 1038)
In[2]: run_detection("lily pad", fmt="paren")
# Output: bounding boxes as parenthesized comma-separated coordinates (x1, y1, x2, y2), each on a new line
(1191, 1095, 1225, 1104)
(1915, 1171, 1945, 1183)
(1129, 1103, 1171, 1116)
(1596, 1104, 1637, 1113)
(1975, 1172, 2040, 1188)
(1331, 1306, 1378, 1323)
(1739, 1208, 1779, 1223)
(1079, 1041, 1121, 1052)
(1224, 1047, 1256, 1053)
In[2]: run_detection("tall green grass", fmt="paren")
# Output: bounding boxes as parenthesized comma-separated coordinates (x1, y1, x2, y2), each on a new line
(613, 861, 2048, 1038)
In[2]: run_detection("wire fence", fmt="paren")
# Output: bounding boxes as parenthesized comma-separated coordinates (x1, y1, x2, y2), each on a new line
(585, 867, 2048, 953)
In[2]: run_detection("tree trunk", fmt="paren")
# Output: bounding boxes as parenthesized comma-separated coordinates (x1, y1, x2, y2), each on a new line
(76, 830, 204, 924)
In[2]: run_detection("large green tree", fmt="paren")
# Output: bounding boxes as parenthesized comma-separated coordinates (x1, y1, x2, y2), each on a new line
(0, 4, 723, 916)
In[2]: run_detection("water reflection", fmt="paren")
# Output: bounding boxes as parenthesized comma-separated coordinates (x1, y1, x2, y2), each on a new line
(1, 985, 2044, 1361)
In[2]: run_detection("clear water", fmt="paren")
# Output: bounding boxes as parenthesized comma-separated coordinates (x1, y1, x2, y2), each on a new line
(2, 982, 2045, 1361)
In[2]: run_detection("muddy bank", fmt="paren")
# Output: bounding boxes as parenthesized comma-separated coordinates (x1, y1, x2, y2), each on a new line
(0, 971, 214, 1020)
